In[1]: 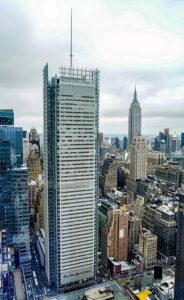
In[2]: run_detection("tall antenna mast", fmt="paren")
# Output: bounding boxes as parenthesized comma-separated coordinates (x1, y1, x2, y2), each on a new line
(70, 8, 73, 68)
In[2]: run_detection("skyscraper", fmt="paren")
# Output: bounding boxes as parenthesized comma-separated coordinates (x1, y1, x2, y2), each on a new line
(0, 111, 31, 279)
(174, 192, 184, 299)
(0, 109, 14, 126)
(0, 126, 23, 166)
(43, 64, 99, 287)
(130, 134, 147, 180)
(126, 134, 147, 198)
(181, 133, 184, 148)
(128, 87, 142, 148)
(163, 128, 172, 154)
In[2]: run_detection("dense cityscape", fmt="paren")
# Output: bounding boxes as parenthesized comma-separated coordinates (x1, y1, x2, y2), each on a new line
(1, 1, 184, 300)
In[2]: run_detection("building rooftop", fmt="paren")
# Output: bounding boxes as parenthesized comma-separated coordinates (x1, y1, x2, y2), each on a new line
(85, 286, 114, 300)
(119, 261, 133, 271)
(48, 282, 129, 300)
(157, 204, 174, 216)
(135, 290, 152, 300)
(108, 257, 120, 266)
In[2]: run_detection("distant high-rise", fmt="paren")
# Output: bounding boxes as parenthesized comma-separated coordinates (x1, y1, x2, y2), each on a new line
(174, 192, 184, 299)
(181, 133, 184, 148)
(115, 137, 120, 149)
(43, 64, 99, 287)
(0, 109, 14, 126)
(123, 136, 128, 151)
(130, 134, 147, 180)
(128, 87, 141, 148)
(164, 128, 172, 154)
(0, 126, 23, 166)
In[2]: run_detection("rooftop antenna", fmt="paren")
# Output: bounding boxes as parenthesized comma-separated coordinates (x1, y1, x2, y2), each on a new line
(70, 8, 73, 68)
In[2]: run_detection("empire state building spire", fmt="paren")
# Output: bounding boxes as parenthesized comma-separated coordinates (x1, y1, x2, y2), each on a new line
(133, 86, 137, 102)
(128, 86, 142, 148)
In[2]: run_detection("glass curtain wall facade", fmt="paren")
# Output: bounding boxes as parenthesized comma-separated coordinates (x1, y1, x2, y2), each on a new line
(175, 192, 184, 299)
(0, 127, 23, 166)
(0, 141, 13, 232)
(11, 167, 31, 278)
(0, 109, 14, 126)
(0, 120, 31, 279)
(43, 64, 99, 287)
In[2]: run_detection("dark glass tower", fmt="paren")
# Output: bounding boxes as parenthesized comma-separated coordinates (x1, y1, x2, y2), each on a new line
(0, 109, 14, 125)
(0, 110, 31, 279)
(0, 126, 23, 166)
(175, 192, 184, 300)
(128, 87, 142, 148)
(181, 133, 184, 148)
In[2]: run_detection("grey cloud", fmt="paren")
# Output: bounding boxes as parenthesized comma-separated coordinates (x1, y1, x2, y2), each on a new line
(0, 0, 184, 134)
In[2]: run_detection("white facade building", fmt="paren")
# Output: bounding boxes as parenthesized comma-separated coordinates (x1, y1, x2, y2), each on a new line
(43, 64, 99, 287)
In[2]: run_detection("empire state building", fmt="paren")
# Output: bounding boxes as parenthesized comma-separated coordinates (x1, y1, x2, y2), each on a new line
(128, 87, 142, 148)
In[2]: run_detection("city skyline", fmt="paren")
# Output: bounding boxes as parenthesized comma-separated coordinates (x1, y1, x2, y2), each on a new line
(0, 0, 184, 134)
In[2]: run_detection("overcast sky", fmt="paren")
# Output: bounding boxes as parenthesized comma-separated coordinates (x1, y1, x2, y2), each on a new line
(0, 0, 184, 135)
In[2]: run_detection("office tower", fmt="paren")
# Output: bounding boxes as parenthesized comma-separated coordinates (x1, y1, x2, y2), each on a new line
(11, 167, 31, 278)
(0, 110, 30, 279)
(115, 137, 120, 149)
(100, 156, 118, 196)
(164, 128, 172, 154)
(43, 64, 99, 287)
(174, 192, 184, 299)
(0, 141, 13, 231)
(0, 152, 31, 279)
(154, 205, 176, 263)
(171, 132, 180, 152)
(154, 136, 160, 151)
(130, 134, 147, 180)
(128, 87, 141, 148)
(0, 126, 23, 166)
(0, 109, 14, 125)
(101, 204, 128, 265)
(181, 133, 184, 148)
(159, 139, 166, 153)
(138, 230, 157, 269)
(123, 136, 128, 150)
(142, 204, 156, 232)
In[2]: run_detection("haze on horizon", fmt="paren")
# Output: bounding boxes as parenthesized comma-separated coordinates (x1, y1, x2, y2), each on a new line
(0, 0, 184, 135)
